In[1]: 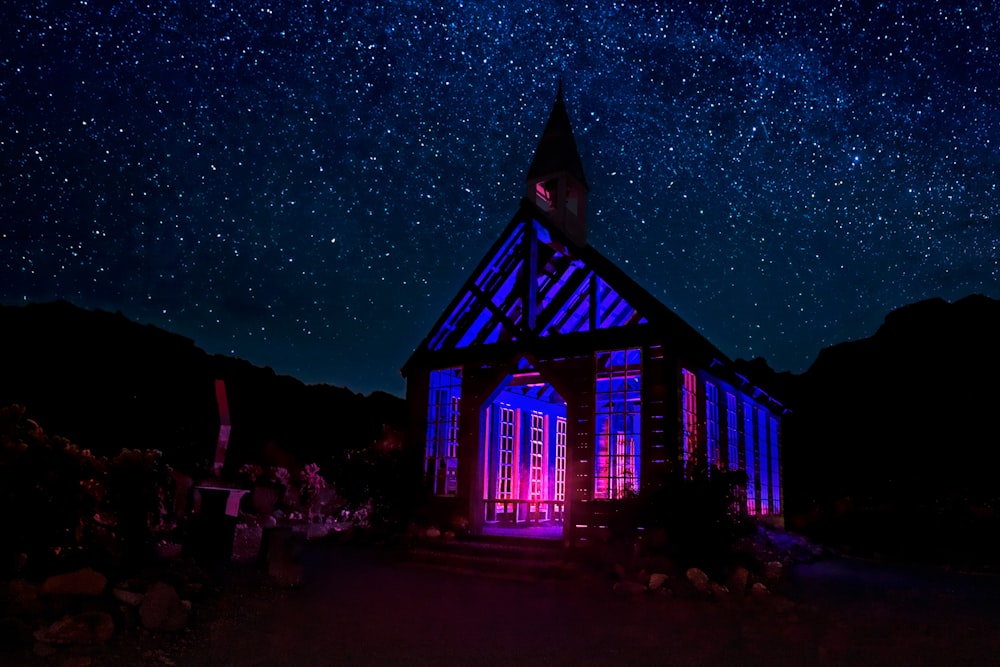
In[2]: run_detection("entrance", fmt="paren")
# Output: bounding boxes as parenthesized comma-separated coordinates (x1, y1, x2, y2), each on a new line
(480, 365, 566, 539)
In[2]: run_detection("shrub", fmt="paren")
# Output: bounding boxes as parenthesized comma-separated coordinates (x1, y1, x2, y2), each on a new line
(0, 405, 173, 575)
(632, 463, 753, 578)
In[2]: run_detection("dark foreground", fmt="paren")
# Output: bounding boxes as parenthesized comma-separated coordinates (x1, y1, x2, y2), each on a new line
(21, 542, 1000, 666)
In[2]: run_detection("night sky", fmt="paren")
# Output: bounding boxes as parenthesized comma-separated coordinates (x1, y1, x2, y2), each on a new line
(3, 2, 997, 397)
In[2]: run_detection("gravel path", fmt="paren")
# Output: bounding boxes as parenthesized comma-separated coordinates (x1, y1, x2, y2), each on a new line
(123, 544, 1000, 667)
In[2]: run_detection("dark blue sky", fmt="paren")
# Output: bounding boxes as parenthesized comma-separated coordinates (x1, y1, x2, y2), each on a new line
(3, 1, 997, 396)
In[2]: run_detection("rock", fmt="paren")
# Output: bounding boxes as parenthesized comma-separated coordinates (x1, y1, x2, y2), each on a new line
(612, 562, 627, 581)
(33, 641, 59, 657)
(764, 560, 784, 583)
(41, 567, 107, 597)
(750, 582, 769, 596)
(425, 526, 441, 539)
(709, 582, 730, 597)
(33, 611, 115, 646)
(772, 595, 797, 614)
(155, 541, 183, 559)
(685, 567, 710, 593)
(113, 588, 145, 607)
(648, 573, 669, 591)
(139, 583, 189, 632)
(613, 581, 648, 595)
(727, 566, 750, 594)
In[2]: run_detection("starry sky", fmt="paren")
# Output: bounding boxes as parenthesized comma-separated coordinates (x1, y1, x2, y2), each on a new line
(2, 1, 997, 397)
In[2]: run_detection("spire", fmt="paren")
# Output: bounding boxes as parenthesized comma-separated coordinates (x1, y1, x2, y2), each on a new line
(527, 84, 589, 189)
(526, 84, 589, 246)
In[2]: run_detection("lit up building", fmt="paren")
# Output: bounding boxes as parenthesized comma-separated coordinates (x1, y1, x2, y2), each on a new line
(401, 86, 784, 542)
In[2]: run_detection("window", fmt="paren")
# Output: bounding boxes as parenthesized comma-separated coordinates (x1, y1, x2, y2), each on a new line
(555, 417, 567, 502)
(726, 392, 739, 470)
(594, 348, 642, 499)
(770, 417, 781, 514)
(758, 407, 770, 514)
(743, 401, 757, 514)
(535, 178, 557, 211)
(705, 382, 720, 470)
(681, 369, 698, 469)
(426, 368, 461, 495)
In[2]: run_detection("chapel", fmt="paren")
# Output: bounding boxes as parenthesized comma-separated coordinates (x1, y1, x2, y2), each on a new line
(401, 86, 784, 543)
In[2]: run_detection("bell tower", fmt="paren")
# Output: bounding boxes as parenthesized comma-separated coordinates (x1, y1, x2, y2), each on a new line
(526, 82, 589, 246)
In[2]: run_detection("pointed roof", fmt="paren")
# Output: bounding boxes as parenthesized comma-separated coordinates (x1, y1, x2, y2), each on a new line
(526, 84, 589, 189)
(401, 201, 730, 376)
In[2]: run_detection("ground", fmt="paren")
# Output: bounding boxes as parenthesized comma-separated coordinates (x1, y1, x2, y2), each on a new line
(11, 543, 1000, 666)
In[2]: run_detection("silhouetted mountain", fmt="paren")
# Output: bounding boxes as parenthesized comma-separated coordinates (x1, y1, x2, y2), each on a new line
(4, 294, 998, 552)
(0, 301, 405, 475)
(777, 295, 1000, 559)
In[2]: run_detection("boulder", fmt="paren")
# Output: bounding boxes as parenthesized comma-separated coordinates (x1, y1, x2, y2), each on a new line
(613, 581, 648, 595)
(709, 582, 730, 598)
(33, 611, 115, 646)
(139, 583, 189, 632)
(648, 573, 669, 591)
(751, 582, 770, 597)
(727, 566, 750, 594)
(685, 568, 710, 593)
(764, 560, 784, 583)
(112, 588, 144, 607)
(41, 568, 107, 597)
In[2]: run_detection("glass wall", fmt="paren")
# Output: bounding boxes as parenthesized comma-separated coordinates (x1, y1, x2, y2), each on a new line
(426, 368, 462, 495)
(594, 348, 642, 499)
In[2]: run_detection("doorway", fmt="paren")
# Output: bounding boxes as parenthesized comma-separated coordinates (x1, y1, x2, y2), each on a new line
(480, 364, 566, 539)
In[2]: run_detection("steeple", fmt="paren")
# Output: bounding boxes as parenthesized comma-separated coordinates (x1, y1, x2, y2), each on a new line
(526, 82, 589, 246)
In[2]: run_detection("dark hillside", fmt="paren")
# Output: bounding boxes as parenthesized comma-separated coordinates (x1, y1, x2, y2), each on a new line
(779, 294, 1000, 563)
(0, 301, 405, 473)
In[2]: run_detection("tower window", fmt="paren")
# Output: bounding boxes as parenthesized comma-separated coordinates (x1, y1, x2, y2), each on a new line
(535, 178, 558, 211)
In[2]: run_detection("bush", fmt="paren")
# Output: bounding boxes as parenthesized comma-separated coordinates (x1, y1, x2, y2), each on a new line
(632, 464, 753, 578)
(0, 405, 173, 576)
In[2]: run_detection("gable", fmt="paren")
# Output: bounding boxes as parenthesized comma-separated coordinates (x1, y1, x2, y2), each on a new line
(424, 210, 649, 354)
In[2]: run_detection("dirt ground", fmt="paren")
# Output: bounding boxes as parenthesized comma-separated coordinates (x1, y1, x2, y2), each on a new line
(16, 543, 1000, 666)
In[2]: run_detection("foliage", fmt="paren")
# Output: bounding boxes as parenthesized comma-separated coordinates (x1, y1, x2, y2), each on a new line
(238, 463, 290, 491)
(106, 448, 173, 564)
(296, 463, 327, 514)
(630, 463, 754, 578)
(330, 444, 421, 540)
(0, 405, 173, 576)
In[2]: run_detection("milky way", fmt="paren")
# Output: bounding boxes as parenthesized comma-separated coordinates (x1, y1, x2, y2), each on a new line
(2, 1, 997, 396)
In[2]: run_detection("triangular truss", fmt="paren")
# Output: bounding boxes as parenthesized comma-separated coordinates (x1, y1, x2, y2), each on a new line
(427, 218, 648, 352)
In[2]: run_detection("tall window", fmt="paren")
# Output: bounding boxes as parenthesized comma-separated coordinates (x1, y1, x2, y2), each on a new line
(594, 348, 642, 499)
(726, 392, 739, 470)
(681, 369, 698, 469)
(555, 417, 567, 502)
(705, 382, 720, 470)
(743, 401, 757, 514)
(496, 406, 515, 511)
(770, 417, 781, 514)
(758, 407, 770, 514)
(426, 368, 461, 495)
